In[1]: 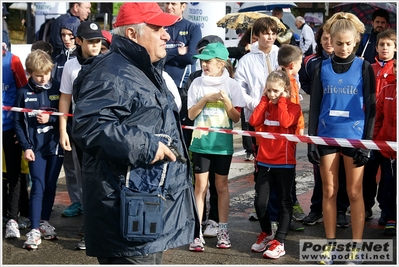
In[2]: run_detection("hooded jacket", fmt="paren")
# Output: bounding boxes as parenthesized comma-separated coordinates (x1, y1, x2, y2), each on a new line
(51, 16, 80, 81)
(71, 35, 197, 257)
(234, 43, 280, 121)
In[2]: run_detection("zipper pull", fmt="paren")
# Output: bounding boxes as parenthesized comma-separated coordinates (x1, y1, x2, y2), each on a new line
(158, 194, 166, 201)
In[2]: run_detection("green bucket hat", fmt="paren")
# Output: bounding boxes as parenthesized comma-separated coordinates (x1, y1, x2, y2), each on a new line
(192, 42, 229, 61)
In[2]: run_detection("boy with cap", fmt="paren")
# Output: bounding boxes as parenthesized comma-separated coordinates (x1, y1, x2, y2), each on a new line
(188, 42, 245, 251)
(70, 2, 197, 264)
(58, 21, 104, 250)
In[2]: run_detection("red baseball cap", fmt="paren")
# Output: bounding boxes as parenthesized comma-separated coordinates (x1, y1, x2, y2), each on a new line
(101, 30, 112, 45)
(113, 2, 179, 28)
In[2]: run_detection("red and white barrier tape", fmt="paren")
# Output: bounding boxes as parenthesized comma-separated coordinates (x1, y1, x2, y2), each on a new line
(182, 126, 397, 152)
(3, 106, 396, 152)
(2, 106, 73, 117)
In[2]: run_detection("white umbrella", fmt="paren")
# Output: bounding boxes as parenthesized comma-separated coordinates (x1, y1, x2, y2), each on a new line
(9, 3, 36, 12)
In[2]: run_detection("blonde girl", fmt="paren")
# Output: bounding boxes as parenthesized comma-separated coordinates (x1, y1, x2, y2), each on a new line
(308, 12, 376, 264)
(187, 42, 245, 251)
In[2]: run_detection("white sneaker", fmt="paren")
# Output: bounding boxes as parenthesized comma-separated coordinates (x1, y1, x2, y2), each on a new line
(39, 220, 57, 240)
(263, 240, 285, 259)
(5, 219, 20, 239)
(189, 237, 204, 252)
(23, 229, 42, 250)
(251, 231, 275, 252)
(203, 219, 218, 237)
(216, 229, 231, 249)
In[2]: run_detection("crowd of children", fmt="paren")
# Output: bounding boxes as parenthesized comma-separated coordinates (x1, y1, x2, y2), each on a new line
(2, 6, 397, 264)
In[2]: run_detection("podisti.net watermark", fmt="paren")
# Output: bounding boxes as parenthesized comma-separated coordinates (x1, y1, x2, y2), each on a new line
(299, 239, 394, 263)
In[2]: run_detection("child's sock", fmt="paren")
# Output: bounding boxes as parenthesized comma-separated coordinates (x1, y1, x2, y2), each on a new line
(219, 222, 228, 230)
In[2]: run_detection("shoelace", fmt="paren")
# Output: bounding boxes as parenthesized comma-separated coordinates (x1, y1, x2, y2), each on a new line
(256, 232, 267, 243)
(218, 230, 229, 241)
(268, 240, 281, 250)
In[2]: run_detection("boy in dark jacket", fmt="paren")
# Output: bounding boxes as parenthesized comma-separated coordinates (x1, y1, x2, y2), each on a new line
(14, 50, 64, 250)
(51, 16, 80, 82)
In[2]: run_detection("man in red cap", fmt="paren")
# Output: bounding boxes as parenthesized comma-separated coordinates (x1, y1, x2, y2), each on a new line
(71, 2, 198, 264)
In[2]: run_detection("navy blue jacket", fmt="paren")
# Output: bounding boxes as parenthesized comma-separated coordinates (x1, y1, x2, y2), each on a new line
(13, 78, 63, 157)
(71, 35, 197, 257)
(356, 29, 378, 64)
(164, 18, 202, 88)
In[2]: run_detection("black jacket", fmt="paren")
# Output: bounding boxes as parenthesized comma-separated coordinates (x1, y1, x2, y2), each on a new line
(13, 78, 63, 157)
(71, 35, 197, 257)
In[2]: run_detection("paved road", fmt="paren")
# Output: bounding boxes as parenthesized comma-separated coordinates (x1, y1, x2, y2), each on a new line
(2, 94, 396, 265)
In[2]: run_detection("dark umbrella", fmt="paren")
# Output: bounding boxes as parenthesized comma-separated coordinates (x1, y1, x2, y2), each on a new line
(333, 2, 397, 32)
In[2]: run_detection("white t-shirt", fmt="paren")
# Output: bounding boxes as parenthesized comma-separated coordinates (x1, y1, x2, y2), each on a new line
(59, 57, 81, 95)
(187, 68, 245, 155)
(162, 71, 182, 111)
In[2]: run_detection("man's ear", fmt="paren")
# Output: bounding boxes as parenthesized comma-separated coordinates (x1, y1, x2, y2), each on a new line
(181, 2, 187, 11)
(126, 27, 138, 42)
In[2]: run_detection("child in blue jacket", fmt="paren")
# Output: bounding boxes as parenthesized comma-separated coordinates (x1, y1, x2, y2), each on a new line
(13, 49, 64, 250)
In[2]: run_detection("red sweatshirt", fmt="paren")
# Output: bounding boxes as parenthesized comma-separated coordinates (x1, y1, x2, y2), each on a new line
(373, 74, 396, 159)
(371, 59, 394, 97)
(289, 74, 305, 135)
(249, 95, 301, 165)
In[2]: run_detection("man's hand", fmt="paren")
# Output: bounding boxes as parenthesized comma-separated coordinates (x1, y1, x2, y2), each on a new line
(150, 142, 176, 164)
(178, 45, 188, 55)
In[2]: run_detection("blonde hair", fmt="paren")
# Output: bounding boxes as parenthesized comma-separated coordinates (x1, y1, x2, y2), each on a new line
(323, 12, 365, 44)
(266, 68, 291, 97)
(213, 58, 235, 78)
(25, 49, 54, 74)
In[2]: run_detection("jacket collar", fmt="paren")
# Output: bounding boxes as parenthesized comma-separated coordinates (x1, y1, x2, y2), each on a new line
(111, 35, 165, 74)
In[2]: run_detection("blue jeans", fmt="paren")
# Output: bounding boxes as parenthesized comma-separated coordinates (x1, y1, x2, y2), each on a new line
(29, 155, 63, 229)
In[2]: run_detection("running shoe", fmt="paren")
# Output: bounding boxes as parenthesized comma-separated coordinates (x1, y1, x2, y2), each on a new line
(39, 220, 57, 240)
(203, 219, 218, 237)
(263, 239, 285, 259)
(62, 202, 83, 217)
(336, 211, 349, 228)
(18, 216, 31, 230)
(345, 248, 364, 265)
(189, 237, 204, 252)
(216, 229, 231, 249)
(319, 245, 336, 265)
(303, 212, 323, 225)
(23, 229, 42, 250)
(292, 202, 306, 221)
(5, 219, 20, 239)
(251, 231, 275, 252)
(384, 221, 396, 236)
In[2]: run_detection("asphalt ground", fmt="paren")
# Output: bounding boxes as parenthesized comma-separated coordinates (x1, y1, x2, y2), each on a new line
(2, 94, 397, 265)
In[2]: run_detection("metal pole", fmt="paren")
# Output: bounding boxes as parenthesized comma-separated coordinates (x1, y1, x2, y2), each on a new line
(26, 3, 34, 43)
